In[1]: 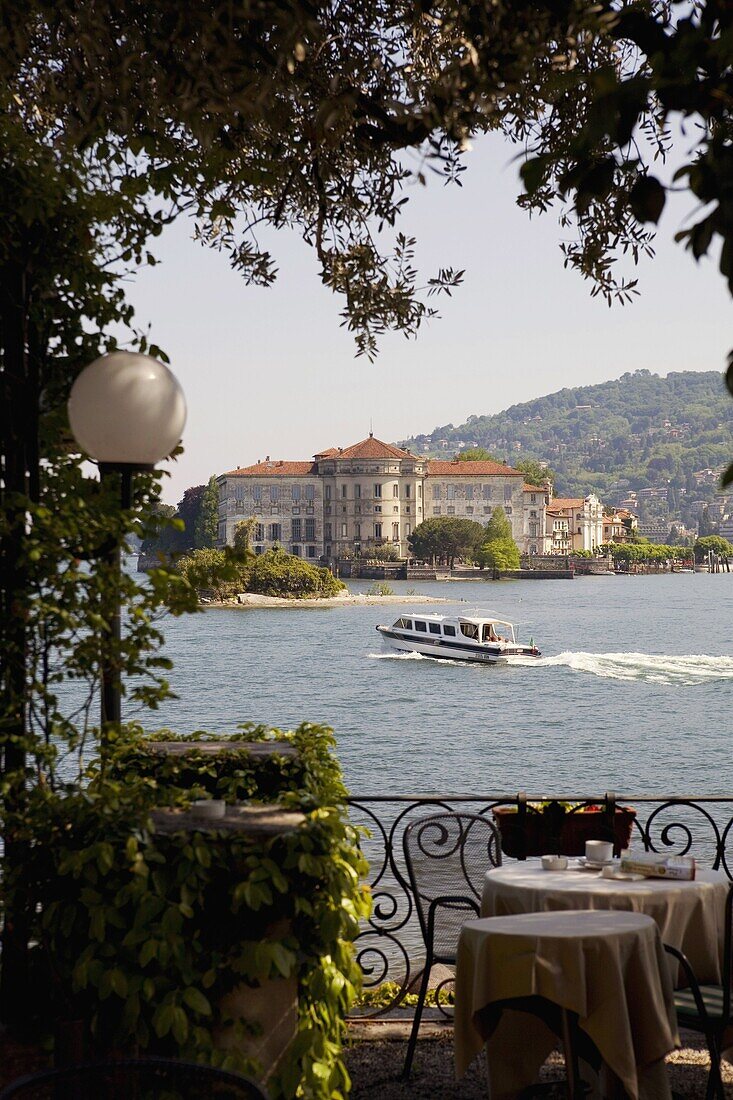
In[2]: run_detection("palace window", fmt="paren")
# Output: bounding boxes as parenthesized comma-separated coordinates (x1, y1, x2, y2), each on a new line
(253, 486, 262, 501)
(432, 484, 441, 499)
(255, 523, 264, 541)
(433, 506, 441, 515)
(465, 484, 473, 500)
(292, 485, 301, 502)
(392, 522, 399, 541)
(325, 523, 332, 539)
(234, 483, 245, 501)
(355, 523, 361, 539)
(447, 506, 455, 514)
(447, 484, 455, 500)
(270, 485, 279, 503)
(268, 523, 281, 541)
(307, 545, 316, 558)
(305, 485, 314, 501)
(482, 484, 491, 500)
(504, 484, 513, 501)
(374, 522, 382, 538)
(393, 484, 399, 497)
(341, 523, 348, 537)
(342, 484, 347, 498)
(374, 484, 382, 498)
(406, 485, 411, 498)
(325, 485, 331, 500)
(355, 484, 361, 499)
(292, 518, 302, 540)
(292, 545, 300, 556)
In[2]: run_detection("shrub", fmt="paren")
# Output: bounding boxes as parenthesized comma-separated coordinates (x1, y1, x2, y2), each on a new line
(248, 550, 345, 599)
(7, 724, 369, 1100)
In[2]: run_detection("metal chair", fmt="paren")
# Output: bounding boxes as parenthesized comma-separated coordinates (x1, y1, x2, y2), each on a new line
(401, 811, 502, 1078)
(664, 883, 733, 1100)
(0, 1057, 269, 1099)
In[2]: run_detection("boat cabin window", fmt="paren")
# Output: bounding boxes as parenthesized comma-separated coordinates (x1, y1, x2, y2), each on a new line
(443, 624, 456, 637)
(414, 621, 427, 632)
(428, 623, 441, 634)
(482, 624, 500, 643)
(460, 622, 479, 640)
(394, 618, 412, 630)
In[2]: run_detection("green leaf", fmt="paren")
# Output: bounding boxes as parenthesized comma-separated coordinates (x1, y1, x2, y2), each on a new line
(182, 987, 212, 1016)
(629, 175, 665, 224)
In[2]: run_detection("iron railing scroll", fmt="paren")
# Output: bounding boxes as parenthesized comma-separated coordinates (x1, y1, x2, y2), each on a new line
(347, 793, 733, 1017)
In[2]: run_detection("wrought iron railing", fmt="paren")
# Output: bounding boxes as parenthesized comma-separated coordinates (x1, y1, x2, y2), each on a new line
(347, 793, 733, 1016)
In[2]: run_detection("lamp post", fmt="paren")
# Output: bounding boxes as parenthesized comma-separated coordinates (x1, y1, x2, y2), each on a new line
(67, 351, 187, 730)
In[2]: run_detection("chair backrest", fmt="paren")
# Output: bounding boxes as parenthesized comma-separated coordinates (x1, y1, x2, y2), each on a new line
(0, 1058, 269, 1100)
(402, 812, 501, 961)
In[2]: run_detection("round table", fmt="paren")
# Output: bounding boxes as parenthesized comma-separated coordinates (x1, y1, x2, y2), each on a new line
(482, 859, 730, 984)
(455, 909, 677, 1100)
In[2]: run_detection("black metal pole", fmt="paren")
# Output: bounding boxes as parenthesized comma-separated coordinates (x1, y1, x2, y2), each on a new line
(99, 465, 133, 734)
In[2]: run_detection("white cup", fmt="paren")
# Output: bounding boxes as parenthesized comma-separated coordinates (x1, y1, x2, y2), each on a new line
(586, 839, 613, 863)
(191, 799, 226, 819)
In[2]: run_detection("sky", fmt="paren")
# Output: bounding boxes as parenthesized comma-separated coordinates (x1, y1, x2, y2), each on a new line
(125, 132, 732, 505)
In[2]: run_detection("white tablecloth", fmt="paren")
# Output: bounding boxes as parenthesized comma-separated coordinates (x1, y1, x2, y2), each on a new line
(455, 910, 678, 1100)
(482, 861, 729, 984)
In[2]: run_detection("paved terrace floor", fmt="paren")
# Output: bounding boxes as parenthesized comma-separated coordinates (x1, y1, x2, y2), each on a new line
(345, 1019, 733, 1099)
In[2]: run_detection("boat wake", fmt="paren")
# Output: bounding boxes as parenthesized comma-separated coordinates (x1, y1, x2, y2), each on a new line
(369, 650, 733, 685)
(514, 651, 733, 686)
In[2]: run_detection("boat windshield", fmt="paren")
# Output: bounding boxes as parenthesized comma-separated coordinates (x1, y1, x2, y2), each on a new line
(481, 621, 516, 644)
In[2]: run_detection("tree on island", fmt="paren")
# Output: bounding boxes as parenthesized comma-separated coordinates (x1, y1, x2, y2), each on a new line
(194, 477, 220, 550)
(477, 507, 521, 571)
(408, 517, 486, 568)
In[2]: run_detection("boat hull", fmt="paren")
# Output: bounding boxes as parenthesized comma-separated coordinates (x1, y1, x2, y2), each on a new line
(375, 626, 540, 664)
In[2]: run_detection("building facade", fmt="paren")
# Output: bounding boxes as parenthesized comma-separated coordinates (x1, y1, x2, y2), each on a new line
(545, 495, 605, 553)
(217, 436, 543, 563)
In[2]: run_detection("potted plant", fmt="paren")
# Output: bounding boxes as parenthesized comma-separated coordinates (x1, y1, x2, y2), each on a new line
(492, 800, 636, 858)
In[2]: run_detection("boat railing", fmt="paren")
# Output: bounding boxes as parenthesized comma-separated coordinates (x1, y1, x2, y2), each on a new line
(346, 791, 733, 1017)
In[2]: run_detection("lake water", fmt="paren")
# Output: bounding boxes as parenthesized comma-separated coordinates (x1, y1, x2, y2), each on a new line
(143, 573, 733, 798)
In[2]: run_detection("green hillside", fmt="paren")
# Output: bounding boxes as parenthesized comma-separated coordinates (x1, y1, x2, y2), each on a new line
(399, 370, 733, 530)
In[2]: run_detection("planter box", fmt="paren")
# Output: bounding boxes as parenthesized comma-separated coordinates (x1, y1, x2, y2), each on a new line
(493, 805, 636, 858)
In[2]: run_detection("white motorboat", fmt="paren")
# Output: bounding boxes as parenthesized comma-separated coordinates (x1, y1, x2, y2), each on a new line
(375, 612, 541, 664)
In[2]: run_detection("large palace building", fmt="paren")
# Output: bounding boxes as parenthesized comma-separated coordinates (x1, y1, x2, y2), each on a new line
(217, 435, 550, 565)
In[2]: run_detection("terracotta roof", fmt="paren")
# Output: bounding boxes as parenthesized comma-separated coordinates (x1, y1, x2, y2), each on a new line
(336, 436, 413, 460)
(549, 498, 586, 509)
(523, 483, 546, 493)
(223, 461, 317, 477)
(427, 459, 522, 477)
(313, 447, 340, 458)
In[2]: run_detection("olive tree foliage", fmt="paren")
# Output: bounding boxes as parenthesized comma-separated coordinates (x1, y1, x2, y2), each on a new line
(2, 1, 731, 361)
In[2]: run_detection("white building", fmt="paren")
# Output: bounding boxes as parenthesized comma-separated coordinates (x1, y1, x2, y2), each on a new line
(216, 436, 545, 563)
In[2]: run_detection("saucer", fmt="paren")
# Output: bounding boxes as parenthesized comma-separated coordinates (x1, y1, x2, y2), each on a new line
(577, 856, 615, 870)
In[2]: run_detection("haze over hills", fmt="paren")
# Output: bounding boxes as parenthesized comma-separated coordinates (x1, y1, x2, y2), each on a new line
(398, 370, 733, 532)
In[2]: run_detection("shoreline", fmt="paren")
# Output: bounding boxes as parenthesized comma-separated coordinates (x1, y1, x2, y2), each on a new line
(202, 592, 457, 610)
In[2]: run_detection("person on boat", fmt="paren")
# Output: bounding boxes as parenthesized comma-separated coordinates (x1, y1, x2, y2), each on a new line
(485, 625, 501, 644)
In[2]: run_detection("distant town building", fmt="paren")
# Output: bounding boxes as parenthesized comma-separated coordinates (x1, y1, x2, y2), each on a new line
(216, 436, 543, 565)
(546, 494, 605, 553)
(602, 509, 638, 545)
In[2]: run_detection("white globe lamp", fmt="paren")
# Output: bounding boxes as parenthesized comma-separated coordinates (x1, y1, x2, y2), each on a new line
(67, 351, 187, 469)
